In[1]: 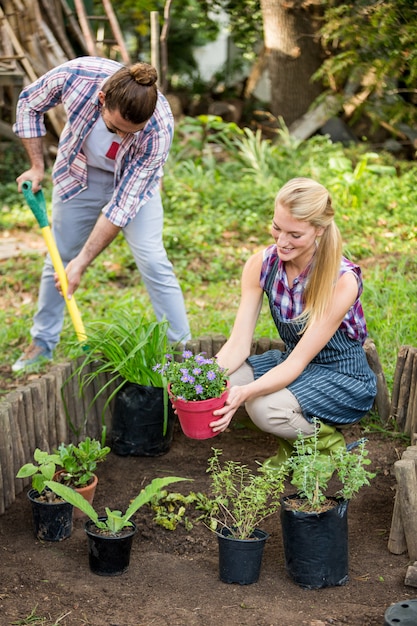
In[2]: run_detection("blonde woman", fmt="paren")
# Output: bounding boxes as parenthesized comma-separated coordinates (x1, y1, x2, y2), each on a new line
(212, 177, 376, 463)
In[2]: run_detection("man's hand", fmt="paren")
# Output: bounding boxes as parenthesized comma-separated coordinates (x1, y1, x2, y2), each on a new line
(54, 214, 121, 299)
(54, 256, 86, 300)
(16, 168, 44, 194)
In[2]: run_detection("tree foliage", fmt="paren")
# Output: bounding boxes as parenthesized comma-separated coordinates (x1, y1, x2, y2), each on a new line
(317, 0, 417, 127)
(93, 0, 220, 77)
(94, 1, 417, 128)
(210, 0, 263, 62)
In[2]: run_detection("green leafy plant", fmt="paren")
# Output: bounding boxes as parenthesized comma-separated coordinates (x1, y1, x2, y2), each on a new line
(56, 437, 110, 488)
(327, 151, 396, 208)
(155, 350, 229, 401)
(332, 443, 375, 501)
(149, 490, 206, 531)
(170, 114, 242, 163)
(45, 476, 191, 535)
(286, 426, 375, 512)
(202, 448, 287, 540)
(67, 312, 174, 437)
(16, 449, 62, 500)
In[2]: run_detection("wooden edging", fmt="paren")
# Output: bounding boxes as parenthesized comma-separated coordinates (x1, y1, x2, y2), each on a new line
(391, 346, 417, 435)
(0, 335, 395, 515)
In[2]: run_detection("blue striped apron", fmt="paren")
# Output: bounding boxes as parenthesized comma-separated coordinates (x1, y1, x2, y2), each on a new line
(248, 261, 377, 425)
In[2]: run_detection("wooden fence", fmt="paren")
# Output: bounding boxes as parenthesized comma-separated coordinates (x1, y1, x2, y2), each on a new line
(0, 335, 401, 516)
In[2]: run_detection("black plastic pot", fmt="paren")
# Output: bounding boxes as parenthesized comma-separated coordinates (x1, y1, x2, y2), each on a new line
(28, 489, 73, 542)
(85, 518, 137, 576)
(384, 599, 417, 625)
(281, 494, 349, 589)
(217, 527, 269, 585)
(111, 383, 175, 456)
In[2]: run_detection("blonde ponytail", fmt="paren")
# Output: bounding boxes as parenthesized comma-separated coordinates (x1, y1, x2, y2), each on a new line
(275, 178, 342, 332)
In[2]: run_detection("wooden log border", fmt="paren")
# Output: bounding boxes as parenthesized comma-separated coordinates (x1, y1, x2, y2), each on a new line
(391, 346, 417, 436)
(0, 336, 398, 515)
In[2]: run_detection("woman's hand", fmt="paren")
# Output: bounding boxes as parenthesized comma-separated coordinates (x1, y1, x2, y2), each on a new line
(209, 385, 247, 433)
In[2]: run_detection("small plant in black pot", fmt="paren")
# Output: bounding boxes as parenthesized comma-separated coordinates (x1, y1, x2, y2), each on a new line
(46, 475, 190, 576)
(281, 422, 375, 589)
(201, 448, 287, 585)
(69, 311, 176, 456)
(16, 449, 73, 542)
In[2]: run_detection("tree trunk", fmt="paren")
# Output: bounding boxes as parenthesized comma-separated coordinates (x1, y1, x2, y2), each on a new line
(260, 0, 324, 126)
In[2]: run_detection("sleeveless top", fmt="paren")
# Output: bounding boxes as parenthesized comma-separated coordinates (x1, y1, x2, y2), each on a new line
(248, 246, 377, 425)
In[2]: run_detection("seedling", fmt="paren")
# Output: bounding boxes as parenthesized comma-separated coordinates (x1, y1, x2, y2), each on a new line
(45, 476, 191, 534)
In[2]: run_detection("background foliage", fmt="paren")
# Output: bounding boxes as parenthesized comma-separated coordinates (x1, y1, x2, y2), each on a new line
(317, 0, 417, 128)
(105, 0, 417, 129)
(1, 119, 416, 397)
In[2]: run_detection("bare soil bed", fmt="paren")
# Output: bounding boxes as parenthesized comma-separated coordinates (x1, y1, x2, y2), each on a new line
(0, 418, 414, 626)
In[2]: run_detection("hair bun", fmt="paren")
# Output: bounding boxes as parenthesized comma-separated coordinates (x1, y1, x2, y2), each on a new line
(129, 63, 158, 86)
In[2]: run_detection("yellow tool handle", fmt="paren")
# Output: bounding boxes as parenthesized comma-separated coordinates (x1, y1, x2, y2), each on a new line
(41, 226, 86, 342)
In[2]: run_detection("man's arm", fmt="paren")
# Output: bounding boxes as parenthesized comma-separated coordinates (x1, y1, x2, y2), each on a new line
(16, 137, 45, 193)
(56, 214, 121, 299)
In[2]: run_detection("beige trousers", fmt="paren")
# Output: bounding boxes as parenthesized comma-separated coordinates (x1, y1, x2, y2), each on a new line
(230, 362, 316, 439)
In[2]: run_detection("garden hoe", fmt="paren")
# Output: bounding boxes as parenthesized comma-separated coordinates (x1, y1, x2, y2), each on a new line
(22, 181, 86, 343)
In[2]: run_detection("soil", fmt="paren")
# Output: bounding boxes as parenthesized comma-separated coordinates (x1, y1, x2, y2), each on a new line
(0, 419, 414, 626)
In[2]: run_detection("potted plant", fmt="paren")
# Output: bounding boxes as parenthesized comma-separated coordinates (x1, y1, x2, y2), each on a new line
(45, 475, 190, 576)
(199, 448, 287, 584)
(16, 449, 73, 542)
(54, 437, 111, 519)
(71, 310, 176, 456)
(154, 350, 229, 440)
(281, 423, 375, 589)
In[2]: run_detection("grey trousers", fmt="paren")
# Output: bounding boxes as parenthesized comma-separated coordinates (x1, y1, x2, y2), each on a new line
(231, 362, 316, 439)
(31, 167, 190, 350)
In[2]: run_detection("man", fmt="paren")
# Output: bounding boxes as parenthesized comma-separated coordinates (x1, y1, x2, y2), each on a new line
(12, 57, 190, 372)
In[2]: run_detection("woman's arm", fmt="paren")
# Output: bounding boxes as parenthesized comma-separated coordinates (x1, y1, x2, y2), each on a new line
(211, 270, 359, 432)
(215, 251, 264, 374)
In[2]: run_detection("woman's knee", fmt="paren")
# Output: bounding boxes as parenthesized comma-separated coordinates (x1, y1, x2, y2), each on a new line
(246, 393, 314, 438)
(230, 362, 254, 387)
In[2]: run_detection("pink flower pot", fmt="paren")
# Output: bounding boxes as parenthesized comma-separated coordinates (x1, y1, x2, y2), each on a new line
(169, 386, 229, 440)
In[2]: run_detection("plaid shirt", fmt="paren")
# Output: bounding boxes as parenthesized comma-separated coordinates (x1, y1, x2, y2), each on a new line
(260, 244, 368, 344)
(13, 57, 174, 228)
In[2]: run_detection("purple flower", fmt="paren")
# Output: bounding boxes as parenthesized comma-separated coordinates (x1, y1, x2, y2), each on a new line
(158, 350, 229, 402)
(181, 373, 195, 383)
